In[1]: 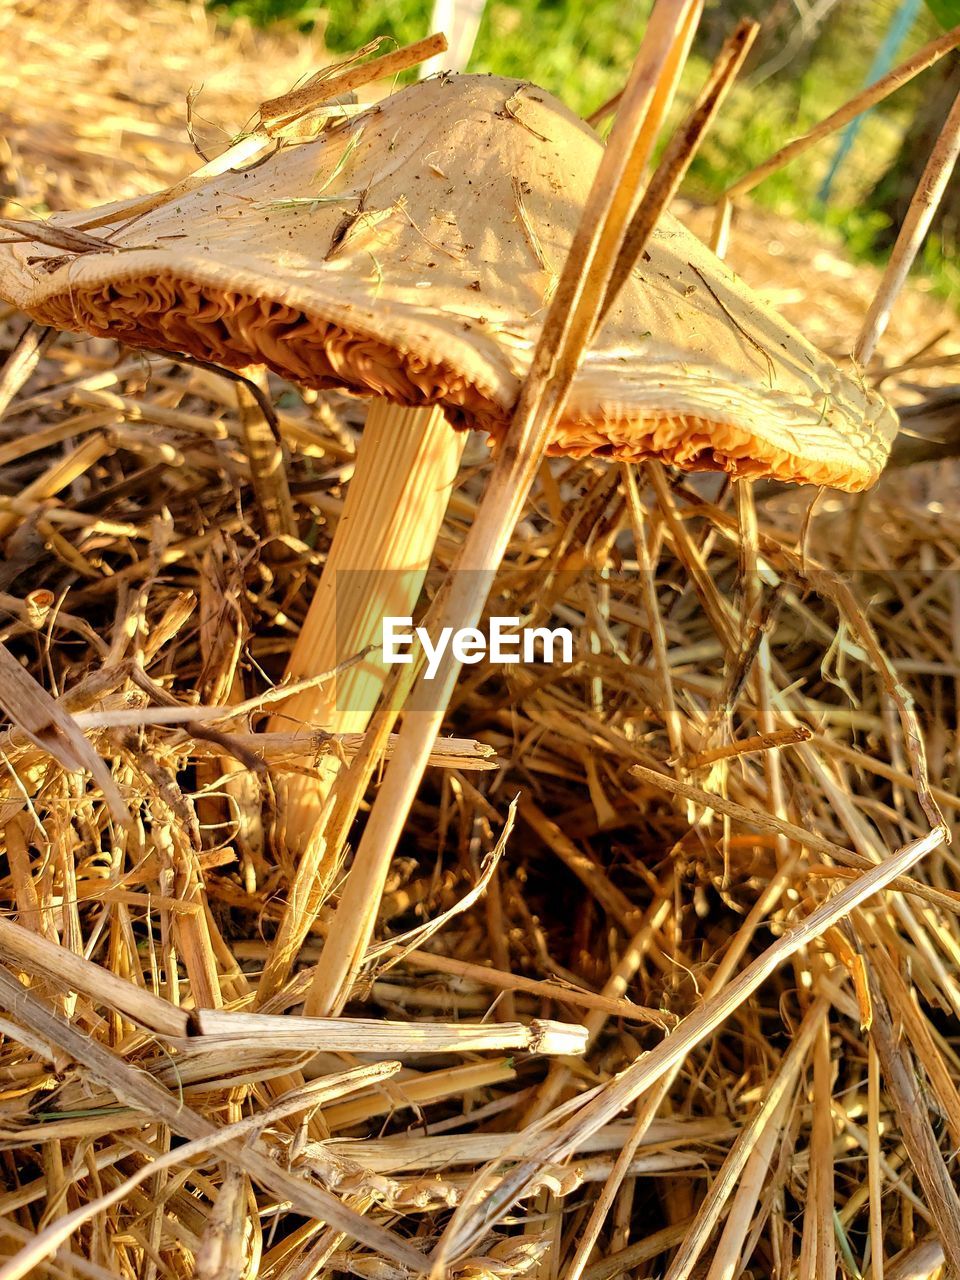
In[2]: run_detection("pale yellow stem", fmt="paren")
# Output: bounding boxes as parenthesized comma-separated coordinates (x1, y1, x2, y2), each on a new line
(269, 400, 465, 847)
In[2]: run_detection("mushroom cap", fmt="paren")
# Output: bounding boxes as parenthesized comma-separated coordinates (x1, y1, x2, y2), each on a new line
(0, 74, 895, 491)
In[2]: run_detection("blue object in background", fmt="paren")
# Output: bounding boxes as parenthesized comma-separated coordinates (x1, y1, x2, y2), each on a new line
(817, 0, 922, 204)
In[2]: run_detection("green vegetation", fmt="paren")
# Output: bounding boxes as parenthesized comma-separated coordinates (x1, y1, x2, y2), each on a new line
(926, 0, 960, 27)
(212, 0, 656, 113)
(208, 0, 957, 303)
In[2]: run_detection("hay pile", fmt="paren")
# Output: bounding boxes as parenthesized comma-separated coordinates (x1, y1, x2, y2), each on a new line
(0, 0, 325, 214)
(2, 3, 960, 1278)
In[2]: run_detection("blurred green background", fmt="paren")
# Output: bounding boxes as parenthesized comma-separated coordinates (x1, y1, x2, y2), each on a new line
(208, 0, 960, 301)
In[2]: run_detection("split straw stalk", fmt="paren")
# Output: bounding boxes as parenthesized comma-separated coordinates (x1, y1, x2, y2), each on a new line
(305, 0, 707, 1018)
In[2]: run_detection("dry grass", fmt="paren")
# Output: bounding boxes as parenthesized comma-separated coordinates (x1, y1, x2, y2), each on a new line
(2, 2, 960, 1278)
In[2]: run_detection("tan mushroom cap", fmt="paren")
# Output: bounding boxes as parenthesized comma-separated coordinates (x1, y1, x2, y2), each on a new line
(0, 74, 896, 490)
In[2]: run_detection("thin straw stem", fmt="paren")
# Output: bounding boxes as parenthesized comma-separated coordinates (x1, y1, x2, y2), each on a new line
(868, 1039, 885, 1280)
(725, 23, 960, 202)
(703, 1084, 793, 1280)
(584, 0, 701, 128)
(599, 18, 760, 327)
(234, 367, 295, 544)
(854, 82, 960, 366)
(621, 461, 685, 766)
(420, 0, 486, 77)
(866, 954, 960, 1274)
(0, 323, 54, 419)
(661, 998, 828, 1280)
(304, 0, 704, 1021)
(259, 33, 448, 130)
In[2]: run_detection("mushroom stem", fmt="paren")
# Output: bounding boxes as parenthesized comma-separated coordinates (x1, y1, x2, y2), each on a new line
(270, 400, 465, 852)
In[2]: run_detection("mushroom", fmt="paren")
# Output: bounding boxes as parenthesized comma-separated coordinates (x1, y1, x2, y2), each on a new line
(0, 73, 897, 853)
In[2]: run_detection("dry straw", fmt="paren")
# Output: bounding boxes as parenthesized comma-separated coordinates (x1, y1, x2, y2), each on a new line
(1, 1, 960, 1278)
